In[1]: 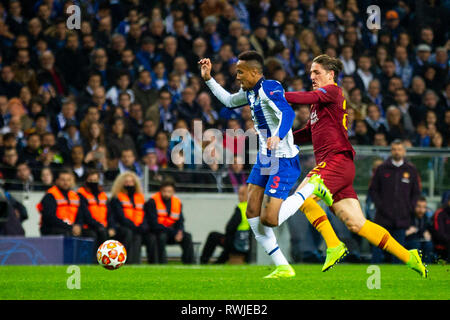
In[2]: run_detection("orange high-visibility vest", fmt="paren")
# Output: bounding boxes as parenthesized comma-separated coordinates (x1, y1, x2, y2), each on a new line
(151, 191, 181, 228)
(117, 192, 145, 227)
(78, 187, 108, 227)
(36, 186, 80, 225)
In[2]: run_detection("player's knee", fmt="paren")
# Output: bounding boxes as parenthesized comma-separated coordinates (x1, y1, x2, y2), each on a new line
(260, 215, 277, 227)
(246, 205, 259, 219)
(345, 219, 364, 233)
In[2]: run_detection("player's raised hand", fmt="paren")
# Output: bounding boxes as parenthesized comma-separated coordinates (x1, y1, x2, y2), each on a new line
(198, 58, 212, 81)
(267, 136, 280, 151)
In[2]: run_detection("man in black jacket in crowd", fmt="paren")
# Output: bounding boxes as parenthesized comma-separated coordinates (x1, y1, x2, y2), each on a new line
(369, 139, 421, 263)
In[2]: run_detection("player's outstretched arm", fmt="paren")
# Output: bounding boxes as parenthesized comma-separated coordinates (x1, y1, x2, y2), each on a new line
(198, 58, 248, 108)
(285, 85, 338, 105)
(285, 91, 321, 105)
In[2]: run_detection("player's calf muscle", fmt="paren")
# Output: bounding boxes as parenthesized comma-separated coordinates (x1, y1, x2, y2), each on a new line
(247, 184, 264, 218)
(334, 206, 365, 233)
(260, 196, 283, 227)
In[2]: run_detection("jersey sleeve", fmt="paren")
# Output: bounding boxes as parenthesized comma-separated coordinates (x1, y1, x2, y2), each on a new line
(205, 77, 248, 108)
(285, 85, 339, 105)
(262, 81, 295, 140)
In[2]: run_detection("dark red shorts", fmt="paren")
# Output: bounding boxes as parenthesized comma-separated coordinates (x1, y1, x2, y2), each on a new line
(306, 152, 358, 203)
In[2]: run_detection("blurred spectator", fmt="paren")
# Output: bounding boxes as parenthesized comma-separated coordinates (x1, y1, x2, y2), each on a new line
(87, 48, 117, 90)
(4, 161, 36, 192)
(413, 122, 431, 147)
(348, 87, 367, 120)
(0, 95, 10, 128)
(0, 65, 22, 99)
(109, 171, 156, 264)
(69, 145, 87, 183)
(51, 99, 77, 134)
(293, 105, 310, 131)
(385, 106, 411, 144)
(166, 150, 193, 192)
(154, 130, 171, 169)
(249, 24, 275, 59)
(36, 166, 53, 191)
(198, 91, 219, 129)
(431, 192, 450, 262)
(393, 87, 415, 134)
(352, 120, 371, 145)
(368, 140, 421, 263)
(413, 44, 432, 77)
(117, 148, 143, 179)
(57, 120, 82, 162)
(145, 179, 194, 264)
(136, 119, 157, 158)
(339, 44, 355, 76)
(19, 132, 40, 167)
(223, 155, 247, 193)
(105, 116, 136, 160)
(36, 50, 66, 96)
(200, 185, 250, 264)
(1, 147, 19, 180)
(0, 186, 27, 235)
(405, 196, 434, 263)
(132, 69, 158, 114)
(106, 71, 134, 107)
(56, 33, 84, 92)
(364, 104, 387, 144)
(150, 61, 168, 90)
(36, 169, 86, 237)
(176, 86, 202, 124)
(77, 169, 115, 258)
(11, 48, 38, 94)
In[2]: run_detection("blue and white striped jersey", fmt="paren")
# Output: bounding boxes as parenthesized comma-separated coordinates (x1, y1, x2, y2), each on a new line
(206, 77, 299, 158)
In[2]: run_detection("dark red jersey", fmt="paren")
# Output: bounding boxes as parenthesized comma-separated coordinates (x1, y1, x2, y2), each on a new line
(285, 84, 355, 164)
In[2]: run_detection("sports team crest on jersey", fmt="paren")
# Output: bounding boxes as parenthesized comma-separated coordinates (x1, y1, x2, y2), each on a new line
(401, 171, 410, 183)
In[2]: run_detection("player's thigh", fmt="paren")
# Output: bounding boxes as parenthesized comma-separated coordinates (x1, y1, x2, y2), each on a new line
(260, 194, 284, 226)
(332, 198, 366, 233)
(246, 183, 265, 218)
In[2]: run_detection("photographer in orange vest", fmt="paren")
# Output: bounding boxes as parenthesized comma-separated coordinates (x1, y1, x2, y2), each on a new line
(109, 171, 156, 264)
(145, 179, 194, 264)
(37, 168, 87, 236)
(77, 169, 115, 249)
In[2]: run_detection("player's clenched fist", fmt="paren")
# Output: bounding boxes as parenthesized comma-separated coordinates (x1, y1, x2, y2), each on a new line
(198, 58, 212, 81)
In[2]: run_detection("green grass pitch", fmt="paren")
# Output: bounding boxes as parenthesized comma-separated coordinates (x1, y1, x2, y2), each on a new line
(0, 264, 449, 300)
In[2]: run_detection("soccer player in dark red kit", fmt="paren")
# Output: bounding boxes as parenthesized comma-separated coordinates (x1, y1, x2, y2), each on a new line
(279, 54, 428, 277)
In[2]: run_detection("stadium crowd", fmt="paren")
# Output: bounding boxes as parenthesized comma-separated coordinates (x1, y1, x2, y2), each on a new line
(0, 1, 448, 262)
(0, 0, 448, 192)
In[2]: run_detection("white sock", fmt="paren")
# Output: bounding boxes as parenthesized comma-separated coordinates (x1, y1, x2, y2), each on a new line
(278, 183, 315, 226)
(248, 216, 289, 266)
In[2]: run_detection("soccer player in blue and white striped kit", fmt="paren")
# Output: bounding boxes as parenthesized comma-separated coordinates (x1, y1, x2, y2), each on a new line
(199, 51, 331, 278)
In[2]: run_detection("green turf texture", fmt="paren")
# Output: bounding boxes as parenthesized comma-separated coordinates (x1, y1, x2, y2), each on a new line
(0, 264, 449, 300)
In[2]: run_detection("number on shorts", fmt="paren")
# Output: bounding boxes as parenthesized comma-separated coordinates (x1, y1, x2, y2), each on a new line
(270, 176, 280, 189)
(310, 161, 326, 175)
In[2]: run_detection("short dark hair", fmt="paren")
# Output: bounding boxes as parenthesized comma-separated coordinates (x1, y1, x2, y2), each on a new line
(237, 50, 264, 73)
(160, 178, 176, 190)
(417, 196, 427, 203)
(312, 54, 343, 82)
(85, 168, 100, 180)
(57, 167, 74, 179)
